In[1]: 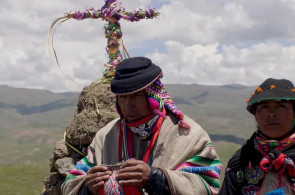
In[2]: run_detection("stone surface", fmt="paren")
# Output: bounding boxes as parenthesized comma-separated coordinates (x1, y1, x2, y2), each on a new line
(42, 82, 117, 194)
(54, 139, 70, 159)
(54, 157, 75, 177)
(43, 173, 64, 195)
(66, 83, 117, 146)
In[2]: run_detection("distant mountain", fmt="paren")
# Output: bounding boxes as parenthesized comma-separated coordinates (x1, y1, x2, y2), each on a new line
(0, 83, 257, 165)
(165, 83, 254, 105)
(164, 83, 256, 138)
(0, 85, 79, 108)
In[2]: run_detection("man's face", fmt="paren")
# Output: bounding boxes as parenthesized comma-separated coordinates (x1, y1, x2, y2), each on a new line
(118, 91, 152, 123)
(255, 100, 295, 139)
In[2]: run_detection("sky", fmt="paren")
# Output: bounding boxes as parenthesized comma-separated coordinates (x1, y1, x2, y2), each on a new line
(1, 0, 295, 92)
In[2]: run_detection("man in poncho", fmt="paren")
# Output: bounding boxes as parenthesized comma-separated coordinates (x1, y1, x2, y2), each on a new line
(220, 78, 295, 194)
(62, 57, 221, 195)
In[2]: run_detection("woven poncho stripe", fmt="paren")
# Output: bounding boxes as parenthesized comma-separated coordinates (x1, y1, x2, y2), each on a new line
(175, 143, 222, 194)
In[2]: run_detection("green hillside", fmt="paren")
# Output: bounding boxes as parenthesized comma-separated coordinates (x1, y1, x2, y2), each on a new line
(165, 84, 256, 138)
(0, 84, 257, 194)
(0, 164, 49, 195)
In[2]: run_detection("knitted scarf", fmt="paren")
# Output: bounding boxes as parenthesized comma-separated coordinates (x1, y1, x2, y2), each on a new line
(254, 131, 295, 153)
(119, 108, 166, 165)
(254, 131, 295, 188)
(126, 114, 159, 139)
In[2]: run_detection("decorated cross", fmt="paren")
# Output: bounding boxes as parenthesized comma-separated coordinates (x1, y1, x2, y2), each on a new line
(49, 0, 159, 83)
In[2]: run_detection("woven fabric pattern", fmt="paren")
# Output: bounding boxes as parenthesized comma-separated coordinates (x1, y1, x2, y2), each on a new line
(175, 143, 222, 195)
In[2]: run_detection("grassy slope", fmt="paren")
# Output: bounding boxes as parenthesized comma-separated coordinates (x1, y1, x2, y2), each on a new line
(0, 164, 49, 195)
(0, 113, 68, 194)
(0, 88, 76, 194)
(0, 107, 74, 166)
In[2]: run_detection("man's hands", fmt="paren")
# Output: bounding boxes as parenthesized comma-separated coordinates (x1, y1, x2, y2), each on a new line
(85, 159, 151, 194)
(86, 165, 112, 194)
(117, 159, 151, 187)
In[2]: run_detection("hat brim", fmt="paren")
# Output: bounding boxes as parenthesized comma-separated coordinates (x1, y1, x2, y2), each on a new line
(247, 88, 295, 113)
(111, 64, 162, 95)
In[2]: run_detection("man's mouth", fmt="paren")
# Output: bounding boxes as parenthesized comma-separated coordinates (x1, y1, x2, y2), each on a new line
(266, 122, 280, 126)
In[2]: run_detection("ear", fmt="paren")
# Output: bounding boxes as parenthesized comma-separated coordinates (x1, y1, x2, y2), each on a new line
(115, 96, 124, 118)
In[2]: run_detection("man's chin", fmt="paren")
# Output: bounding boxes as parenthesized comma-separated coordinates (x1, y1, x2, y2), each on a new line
(263, 124, 280, 130)
(262, 128, 289, 139)
(126, 116, 142, 123)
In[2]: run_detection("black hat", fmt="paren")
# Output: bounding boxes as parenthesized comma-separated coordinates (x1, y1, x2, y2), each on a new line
(247, 78, 295, 114)
(111, 57, 162, 94)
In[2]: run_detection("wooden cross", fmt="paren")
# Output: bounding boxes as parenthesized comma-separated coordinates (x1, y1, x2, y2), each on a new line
(50, 0, 159, 83)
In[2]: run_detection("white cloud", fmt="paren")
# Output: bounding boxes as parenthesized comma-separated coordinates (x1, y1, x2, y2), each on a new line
(148, 40, 295, 86)
(1, 0, 295, 92)
(0, 37, 3, 49)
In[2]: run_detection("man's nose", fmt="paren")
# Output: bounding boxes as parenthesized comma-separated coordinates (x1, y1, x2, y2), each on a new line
(125, 97, 134, 108)
(267, 108, 277, 117)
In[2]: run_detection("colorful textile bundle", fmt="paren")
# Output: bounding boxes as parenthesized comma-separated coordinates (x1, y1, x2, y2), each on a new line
(175, 143, 222, 195)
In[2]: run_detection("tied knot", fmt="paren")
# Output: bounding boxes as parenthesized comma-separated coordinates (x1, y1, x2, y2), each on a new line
(260, 150, 286, 175)
(260, 150, 295, 178)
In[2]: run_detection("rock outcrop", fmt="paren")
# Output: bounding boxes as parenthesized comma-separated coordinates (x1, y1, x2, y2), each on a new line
(42, 82, 117, 194)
